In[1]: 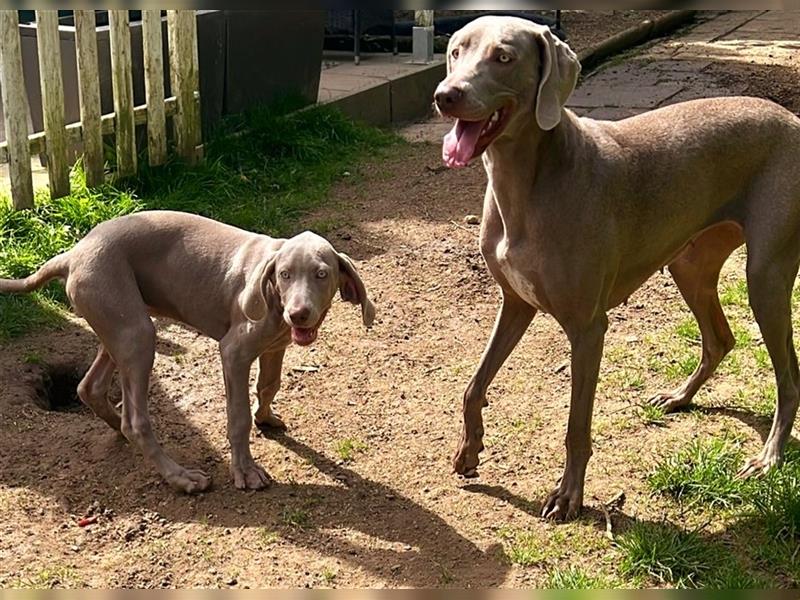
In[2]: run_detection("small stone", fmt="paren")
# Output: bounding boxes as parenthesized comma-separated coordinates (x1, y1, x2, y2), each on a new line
(464, 214, 480, 225)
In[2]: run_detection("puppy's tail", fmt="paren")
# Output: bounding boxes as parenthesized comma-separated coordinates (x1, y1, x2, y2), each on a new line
(0, 253, 69, 294)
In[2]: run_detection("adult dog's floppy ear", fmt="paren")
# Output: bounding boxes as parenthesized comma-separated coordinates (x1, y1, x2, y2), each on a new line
(338, 252, 376, 328)
(534, 26, 581, 131)
(240, 254, 278, 322)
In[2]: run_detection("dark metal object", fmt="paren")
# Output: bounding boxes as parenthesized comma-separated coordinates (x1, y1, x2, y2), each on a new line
(326, 10, 397, 64)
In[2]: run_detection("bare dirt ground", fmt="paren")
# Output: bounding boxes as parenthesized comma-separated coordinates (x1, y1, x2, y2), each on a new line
(1, 11, 800, 589)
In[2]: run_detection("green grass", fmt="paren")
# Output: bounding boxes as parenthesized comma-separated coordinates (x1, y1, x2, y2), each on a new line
(720, 279, 749, 308)
(647, 437, 749, 509)
(617, 521, 718, 587)
(744, 448, 800, 540)
(281, 507, 312, 530)
(333, 438, 367, 463)
(640, 403, 666, 426)
(616, 520, 772, 588)
(11, 565, 83, 588)
(545, 566, 617, 589)
(0, 168, 141, 338)
(675, 318, 700, 343)
(665, 352, 700, 381)
(0, 98, 398, 339)
(133, 97, 398, 234)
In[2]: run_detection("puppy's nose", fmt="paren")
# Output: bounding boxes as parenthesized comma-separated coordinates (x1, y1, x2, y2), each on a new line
(435, 85, 464, 110)
(288, 307, 311, 326)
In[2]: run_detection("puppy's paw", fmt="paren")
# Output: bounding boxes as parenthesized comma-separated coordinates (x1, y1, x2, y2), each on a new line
(232, 461, 272, 490)
(167, 468, 212, 494)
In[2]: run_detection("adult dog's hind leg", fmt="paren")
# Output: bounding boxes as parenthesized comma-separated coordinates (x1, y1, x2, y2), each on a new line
(77, 344, 121, 431)
(739, 252, 800, 477)
(650, 222, 743, 412)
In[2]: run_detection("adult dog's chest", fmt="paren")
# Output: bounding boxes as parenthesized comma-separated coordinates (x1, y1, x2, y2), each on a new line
(487, 235, 552, 313)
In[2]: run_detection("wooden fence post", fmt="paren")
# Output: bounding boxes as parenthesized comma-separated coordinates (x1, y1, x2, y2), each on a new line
(0, 10, 33, 209)
(142, 10, 167, 166)
(74, 10, 104, 187)
(109, 10, 136, 177)
(36, 10, 70, 199)
(168, 10, 201, 165)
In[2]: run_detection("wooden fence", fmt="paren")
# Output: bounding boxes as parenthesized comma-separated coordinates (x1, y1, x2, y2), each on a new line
(0, 9, 202, 210)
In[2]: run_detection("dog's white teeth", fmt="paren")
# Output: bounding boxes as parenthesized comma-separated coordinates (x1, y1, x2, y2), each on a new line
(490, 111, 499, 123)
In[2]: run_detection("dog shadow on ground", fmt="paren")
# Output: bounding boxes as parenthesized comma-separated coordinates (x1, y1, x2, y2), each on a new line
(0, 320, 509, 587)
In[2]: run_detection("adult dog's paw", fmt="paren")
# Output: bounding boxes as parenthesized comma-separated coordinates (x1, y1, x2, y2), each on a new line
(452, 437, 484, 478)
(541, 482, 583, 521)
(232, 461, 272, 490)
(255, 412, 287, 432)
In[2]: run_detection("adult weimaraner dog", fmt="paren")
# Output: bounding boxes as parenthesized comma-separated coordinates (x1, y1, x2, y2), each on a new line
(0, 210, 375, 493)
(434, 16, 800, 519)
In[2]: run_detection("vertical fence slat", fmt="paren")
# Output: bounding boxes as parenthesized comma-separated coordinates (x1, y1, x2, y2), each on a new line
(168, 10, 200, 165)
(0, 11, 33, 209)
(142, 10, 166, 166)
(74, 10, 104, 187)
(109, 10, 136, 177)
(35, 10, 70, 199)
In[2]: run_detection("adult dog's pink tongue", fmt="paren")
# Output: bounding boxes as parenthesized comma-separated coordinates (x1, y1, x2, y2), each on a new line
(442, 119, 485, 168)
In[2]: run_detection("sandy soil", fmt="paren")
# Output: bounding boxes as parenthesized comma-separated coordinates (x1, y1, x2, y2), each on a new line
(1, 11, 799, 590)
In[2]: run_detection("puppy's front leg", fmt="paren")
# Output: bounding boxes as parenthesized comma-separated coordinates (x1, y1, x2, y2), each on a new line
(220, 338, 271, 490)
(254, 348, 287, 431)
(542, 315, 608, 521)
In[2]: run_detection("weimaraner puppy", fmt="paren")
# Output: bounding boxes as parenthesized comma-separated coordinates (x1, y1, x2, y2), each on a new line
(0, 210, 375, 493)
(434, 16, 800, 519)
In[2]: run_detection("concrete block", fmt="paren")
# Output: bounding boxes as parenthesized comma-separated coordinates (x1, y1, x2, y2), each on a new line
(390, 62, 446, 124)
(412, 26, 434, 64)
(325, 81, 391, 127)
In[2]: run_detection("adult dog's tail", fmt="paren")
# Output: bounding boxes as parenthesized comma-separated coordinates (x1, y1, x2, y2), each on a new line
(0, 253, 69, 294)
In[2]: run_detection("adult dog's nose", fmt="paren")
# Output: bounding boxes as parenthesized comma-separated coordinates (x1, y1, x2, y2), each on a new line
(434, 84, 464, 110)
(288, 307, 311, 326)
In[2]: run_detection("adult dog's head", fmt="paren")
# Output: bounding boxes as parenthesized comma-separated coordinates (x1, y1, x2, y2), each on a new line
(434, 16, 581, 168)
(241, 232, 375, 346)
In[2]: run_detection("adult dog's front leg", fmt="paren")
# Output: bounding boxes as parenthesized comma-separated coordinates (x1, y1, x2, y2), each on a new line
(542, 315, 607, 520)
(220, 339, 271, 490)
(454, 292, 536, 476)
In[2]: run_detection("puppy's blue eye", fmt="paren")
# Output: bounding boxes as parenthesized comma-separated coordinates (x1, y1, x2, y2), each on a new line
(280, 271, 290, 280)
(498, 53, 512, 64)
(317, 270, 328, 279)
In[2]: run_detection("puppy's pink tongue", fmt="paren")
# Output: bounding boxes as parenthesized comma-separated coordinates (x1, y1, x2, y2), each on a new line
(442, 119, 485, 168)
(292, 327, 317, 346)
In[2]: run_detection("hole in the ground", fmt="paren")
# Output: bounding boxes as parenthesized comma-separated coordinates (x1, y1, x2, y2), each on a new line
(32, 362, 86, 413)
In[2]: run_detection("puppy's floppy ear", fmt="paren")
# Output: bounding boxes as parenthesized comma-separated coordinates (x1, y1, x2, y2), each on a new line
(534, 26, 581, 131)
(240, 254, 278, 322)
(338, 252, 376, 328)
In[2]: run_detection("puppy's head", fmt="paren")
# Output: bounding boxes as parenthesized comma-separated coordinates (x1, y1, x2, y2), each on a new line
(434, 16, 580, 168)
(241, 232, 375, 346)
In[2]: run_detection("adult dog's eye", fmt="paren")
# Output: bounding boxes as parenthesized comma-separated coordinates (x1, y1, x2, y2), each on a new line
(280, 270, 290, 280)
(317, 270, 328, 279)
(451, 47, 460, 59)
(498, 53, 512, 64)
